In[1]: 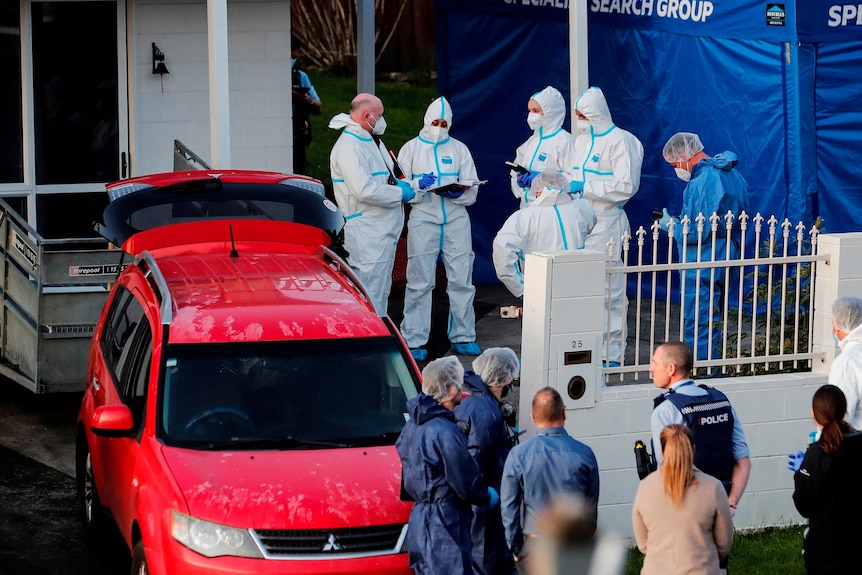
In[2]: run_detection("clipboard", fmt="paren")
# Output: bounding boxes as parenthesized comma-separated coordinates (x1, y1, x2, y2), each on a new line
(429, 180, 487, 195)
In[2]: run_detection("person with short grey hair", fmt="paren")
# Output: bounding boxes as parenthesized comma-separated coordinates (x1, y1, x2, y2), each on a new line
(455, 347, 521, 574)
(829, 295, 862, 429)
(396, 356, 497, 574)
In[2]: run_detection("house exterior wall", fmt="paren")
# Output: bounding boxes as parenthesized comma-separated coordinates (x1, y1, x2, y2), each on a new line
(134, 0, 292, 175)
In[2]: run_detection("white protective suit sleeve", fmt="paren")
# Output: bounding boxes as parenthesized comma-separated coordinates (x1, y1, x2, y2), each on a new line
(493, 213, 527, 298)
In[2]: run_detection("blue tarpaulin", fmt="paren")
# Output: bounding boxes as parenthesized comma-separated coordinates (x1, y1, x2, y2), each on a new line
(435, 0, 862, 283)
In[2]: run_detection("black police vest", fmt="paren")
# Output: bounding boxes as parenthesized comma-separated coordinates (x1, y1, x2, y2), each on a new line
(655, 384, 735, 483)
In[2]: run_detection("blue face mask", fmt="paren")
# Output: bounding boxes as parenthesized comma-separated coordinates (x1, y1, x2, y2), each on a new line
(291, 58, 297, 68)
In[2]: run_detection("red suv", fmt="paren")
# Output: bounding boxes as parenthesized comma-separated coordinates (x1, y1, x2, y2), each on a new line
(76, 171, 419, 575)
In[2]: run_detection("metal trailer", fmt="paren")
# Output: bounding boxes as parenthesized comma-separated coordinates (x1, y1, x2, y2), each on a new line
(0, 199, 122, 393)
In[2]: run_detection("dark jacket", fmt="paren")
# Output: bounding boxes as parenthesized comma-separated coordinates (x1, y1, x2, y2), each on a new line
(792, 431, 862, 572)
(454, 372, 516, 575)
(396, 393, 489, 575)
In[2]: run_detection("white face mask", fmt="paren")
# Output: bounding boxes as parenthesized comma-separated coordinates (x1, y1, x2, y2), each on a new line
(427, 125, 448, 142)
(527, 112, 543, 131)
(576, 119, 590, 136)
(369, 114, 387, 136)
(674, 167, 691, 182)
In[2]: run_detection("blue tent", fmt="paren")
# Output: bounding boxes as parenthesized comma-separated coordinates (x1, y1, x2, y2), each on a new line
(435, 0, 862, 283)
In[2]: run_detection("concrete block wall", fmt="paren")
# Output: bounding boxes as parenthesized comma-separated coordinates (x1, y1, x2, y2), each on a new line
(134, 0, 292, 175)
(577, 374, 825, 539)
(520, 234, 862, 539)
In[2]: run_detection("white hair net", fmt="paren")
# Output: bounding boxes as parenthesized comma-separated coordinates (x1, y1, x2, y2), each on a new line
(473, 347, 520, 387)
(662, 132, 704, 163)
(832, 296, 862, 333)
(421, 356, 464, 403)
(531, 170, 567, 195)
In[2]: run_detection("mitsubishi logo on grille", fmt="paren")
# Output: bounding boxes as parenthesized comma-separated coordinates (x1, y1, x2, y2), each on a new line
(322, 533, 344, 552)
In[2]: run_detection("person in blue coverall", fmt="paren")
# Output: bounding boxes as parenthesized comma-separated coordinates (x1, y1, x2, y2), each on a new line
(398, 97, 482, 360)
(454, 347, 521, 575)
(396, 356, 498, 575)
(658, 132, 749, 363)
(501, 387, 599, 575)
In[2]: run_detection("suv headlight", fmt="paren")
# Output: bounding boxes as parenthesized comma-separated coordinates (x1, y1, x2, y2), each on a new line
(171, 510, 264, 558)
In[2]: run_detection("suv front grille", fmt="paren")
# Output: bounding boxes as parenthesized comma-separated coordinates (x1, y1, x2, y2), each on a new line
(254, 523, 406, 557)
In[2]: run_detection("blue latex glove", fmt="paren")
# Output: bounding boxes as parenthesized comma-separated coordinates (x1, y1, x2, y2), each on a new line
(396, 179, 415, 202)
(442, 189, 465, 199)
(418, 172, 437, 190)
(487, 486, 500, 508)
(658, 208, 674, 231)
(516, 171, 536, 189)
(787, 450, 805, 472)
(570, 180, 584, 194)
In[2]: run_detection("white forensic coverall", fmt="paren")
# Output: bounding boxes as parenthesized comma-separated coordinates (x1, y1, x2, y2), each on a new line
(571, 87, 644, 365)
(828, 323, 862, 430)
(397, 97, 479, 349)
(493, 188, 597, 298)
(510, 86, 576, 209)
(329, 113, 405, 310)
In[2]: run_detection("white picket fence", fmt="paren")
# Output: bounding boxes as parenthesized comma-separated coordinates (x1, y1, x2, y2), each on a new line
(605, 211, 829, 384)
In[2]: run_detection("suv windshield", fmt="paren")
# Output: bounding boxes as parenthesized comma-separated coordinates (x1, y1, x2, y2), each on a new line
(159, 337, 420, 449)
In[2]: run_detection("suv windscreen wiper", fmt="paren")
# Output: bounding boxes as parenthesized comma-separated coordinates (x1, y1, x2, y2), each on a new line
(199, 436, 349, 451)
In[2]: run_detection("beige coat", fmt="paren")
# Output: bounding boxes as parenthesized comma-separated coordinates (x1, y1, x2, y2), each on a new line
(632, 469, 733, 575)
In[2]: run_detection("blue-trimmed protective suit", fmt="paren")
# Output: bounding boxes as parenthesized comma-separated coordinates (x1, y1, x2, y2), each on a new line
(493, 187, 596, 298)
(571, 87, 643, 365)
(454, 373, 516, 575)
(509, 86, 575, 208)
(396, 394, 490, 575)
(329, 113, 404, 310)
(672, 153, 749, 361)
(398, 97, 479, 349)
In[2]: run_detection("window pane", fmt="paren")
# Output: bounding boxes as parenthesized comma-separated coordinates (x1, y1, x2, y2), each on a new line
(32, 2, 118, 184)
(0, 3, 23, 183)
(36, 192, 109, 239)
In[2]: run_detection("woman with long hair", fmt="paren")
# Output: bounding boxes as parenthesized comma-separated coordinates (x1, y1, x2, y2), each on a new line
(632, 424, 733, 575)
(792, 384, 862, 574)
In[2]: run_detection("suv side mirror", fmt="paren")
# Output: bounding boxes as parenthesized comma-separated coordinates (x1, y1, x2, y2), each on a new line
(91, 404, 136, 438)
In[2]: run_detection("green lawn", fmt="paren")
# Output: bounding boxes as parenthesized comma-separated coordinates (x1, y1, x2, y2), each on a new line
(624, 525, 807, 574)
(302, 72, 439, 186)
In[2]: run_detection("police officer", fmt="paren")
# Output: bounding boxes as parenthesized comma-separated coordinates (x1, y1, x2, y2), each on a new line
(649, 341, 750, 514)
